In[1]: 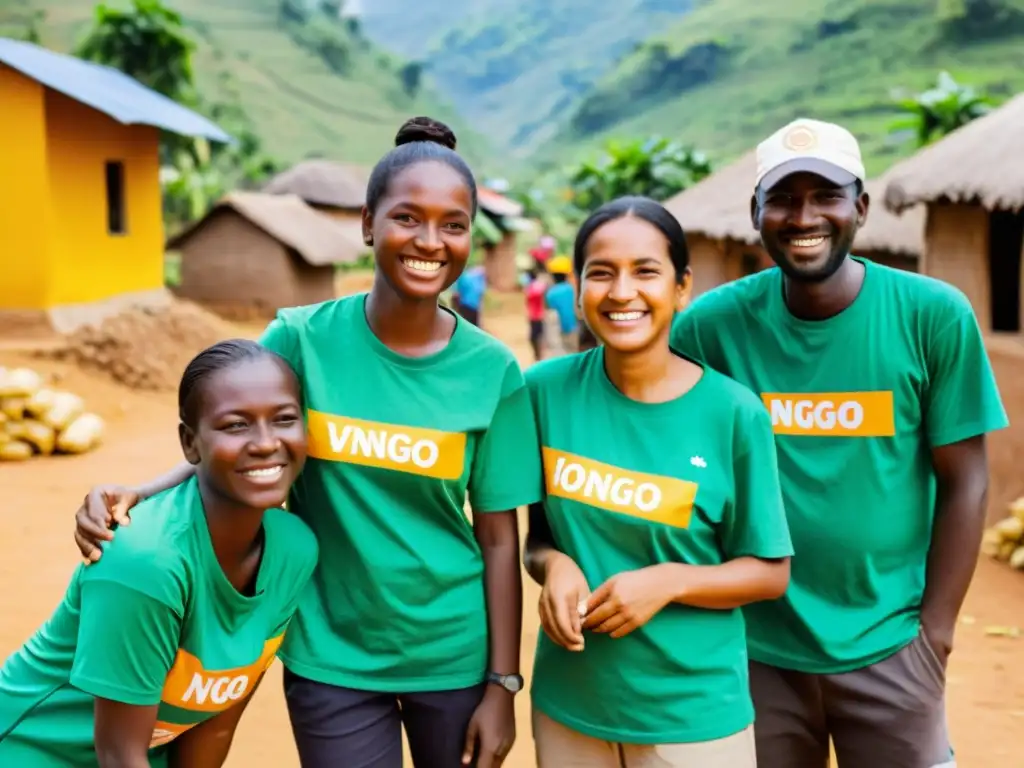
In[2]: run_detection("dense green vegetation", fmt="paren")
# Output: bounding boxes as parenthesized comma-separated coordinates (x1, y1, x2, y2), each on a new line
(0, 0, 487, 167)
(552, 0, 1024, 175)
(365, 0, 1024, 177)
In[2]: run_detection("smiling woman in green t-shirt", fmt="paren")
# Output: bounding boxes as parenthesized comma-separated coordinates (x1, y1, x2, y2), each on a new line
(523, 197, 794, 767)
(70, 118, 543, 768)
(0, 340, 318, 767)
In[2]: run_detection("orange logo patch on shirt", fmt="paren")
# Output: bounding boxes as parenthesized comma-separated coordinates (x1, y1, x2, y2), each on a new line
(306, 411, 466, 480)
(761, 391, 896, 437)
(148, 634, 283, 747)
(542, 448, 698, 529)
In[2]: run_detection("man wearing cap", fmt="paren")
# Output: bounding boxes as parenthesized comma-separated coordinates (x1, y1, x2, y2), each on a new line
(670, 118, 1007, 767)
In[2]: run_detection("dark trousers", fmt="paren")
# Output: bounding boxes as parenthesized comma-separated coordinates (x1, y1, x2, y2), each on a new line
(283, 667, 486, 768)
(459, 306, 481, 326)
(749, 632, 955, 768)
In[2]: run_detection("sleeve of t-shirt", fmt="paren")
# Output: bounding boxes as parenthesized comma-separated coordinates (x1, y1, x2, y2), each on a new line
(269, 521, 320, 638)
(70, 579, 181, 706)
(259, 313, 300, 373)
(670, 306, 710, 366)
(468, 361, 544, 513)
(722, 404, 794, 560)
(924, 293, 1009, 447)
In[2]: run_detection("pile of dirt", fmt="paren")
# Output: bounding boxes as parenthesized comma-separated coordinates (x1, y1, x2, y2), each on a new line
(41, 301, 236, 391)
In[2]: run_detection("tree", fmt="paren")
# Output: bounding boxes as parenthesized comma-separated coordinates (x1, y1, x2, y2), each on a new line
(75, 0, 196, 105)
(888, 71, 995, 148)
(566, 136, 712, 216)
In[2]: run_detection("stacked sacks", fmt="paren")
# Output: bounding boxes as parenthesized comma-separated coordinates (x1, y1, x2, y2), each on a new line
(0, 367, 105, 461)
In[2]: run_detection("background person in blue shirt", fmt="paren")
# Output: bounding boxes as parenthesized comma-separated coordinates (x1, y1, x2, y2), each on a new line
(544, 256, 578, 354)
(452, 264, 487, 326)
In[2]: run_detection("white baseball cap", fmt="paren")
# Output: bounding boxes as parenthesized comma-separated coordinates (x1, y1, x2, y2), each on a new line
(755, 118, 865, 191)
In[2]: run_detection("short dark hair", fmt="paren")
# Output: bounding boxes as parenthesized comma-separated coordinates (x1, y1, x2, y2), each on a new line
(178, 339, 295, 428)
(365, 117, 477, 216)
(573, 196, 690, 282)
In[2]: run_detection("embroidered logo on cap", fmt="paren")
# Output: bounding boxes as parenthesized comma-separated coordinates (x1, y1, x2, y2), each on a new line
(783, 125, 818, 151)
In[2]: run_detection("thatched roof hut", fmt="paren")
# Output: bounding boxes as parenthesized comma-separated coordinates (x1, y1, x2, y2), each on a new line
(167, 192, 366, 318)
(884, 93, 1024, 214)
(663, 151, 923, 295)
(881, 93, 1024, 333)
(263, 160, 370, 211)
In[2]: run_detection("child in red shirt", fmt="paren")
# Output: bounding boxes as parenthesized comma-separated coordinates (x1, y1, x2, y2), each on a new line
(525, 268, 548, 362)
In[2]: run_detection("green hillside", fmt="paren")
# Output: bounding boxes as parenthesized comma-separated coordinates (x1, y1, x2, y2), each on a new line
(360, 0, 481, 59)
(0, 0, 489, 168)
(552, 0, 1024, 175)
(363, 0, 691, 154)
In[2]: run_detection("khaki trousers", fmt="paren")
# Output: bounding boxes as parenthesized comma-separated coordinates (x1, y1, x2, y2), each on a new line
(532, 708, 757, 768)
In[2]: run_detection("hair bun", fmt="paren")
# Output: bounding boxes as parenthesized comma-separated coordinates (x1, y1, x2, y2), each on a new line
(395, 117, 457, 151)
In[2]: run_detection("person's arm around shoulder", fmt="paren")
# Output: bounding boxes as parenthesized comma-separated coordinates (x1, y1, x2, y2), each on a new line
(921, 289, 1009, 664)
(74, 311, 303, 563)
(72, 542, 187, 768)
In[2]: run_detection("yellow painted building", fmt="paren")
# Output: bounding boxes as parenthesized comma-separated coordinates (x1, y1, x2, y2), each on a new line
(0, 38, 230, 314)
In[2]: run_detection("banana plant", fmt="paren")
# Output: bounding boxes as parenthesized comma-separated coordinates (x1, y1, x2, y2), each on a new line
(566, 136, 712, 216)
(888, 71, 995, 148)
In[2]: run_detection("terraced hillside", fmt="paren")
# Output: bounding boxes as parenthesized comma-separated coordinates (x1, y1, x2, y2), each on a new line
(363, 0, 1024, 176)
(553, 0, 1024, 174)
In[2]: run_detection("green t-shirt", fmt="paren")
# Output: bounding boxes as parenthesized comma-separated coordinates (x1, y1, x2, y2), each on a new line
(671, 258, 1009, 673)
(526, 349, 793, 745)
(0, 477, 318, 767)
(260, 293, 543, 692)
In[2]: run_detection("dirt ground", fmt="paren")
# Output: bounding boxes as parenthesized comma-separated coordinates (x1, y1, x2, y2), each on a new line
(2, 286, 1024, 767)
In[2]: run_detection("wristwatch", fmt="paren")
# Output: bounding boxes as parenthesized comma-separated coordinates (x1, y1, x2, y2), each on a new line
(486, 672, 524, 694)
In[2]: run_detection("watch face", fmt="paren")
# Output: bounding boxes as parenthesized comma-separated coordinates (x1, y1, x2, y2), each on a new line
(489, 673, 524, 692)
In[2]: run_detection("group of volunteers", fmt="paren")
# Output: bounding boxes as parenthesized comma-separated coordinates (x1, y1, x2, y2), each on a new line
(0, 111, 1007, 768)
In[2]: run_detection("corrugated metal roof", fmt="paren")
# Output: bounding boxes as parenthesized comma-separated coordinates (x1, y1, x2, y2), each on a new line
(0, 37, 231, 143)
(477, 186, 524, 218)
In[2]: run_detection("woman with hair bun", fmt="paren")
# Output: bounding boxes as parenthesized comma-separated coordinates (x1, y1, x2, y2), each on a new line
(71, 117, 542, 768)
